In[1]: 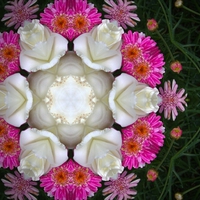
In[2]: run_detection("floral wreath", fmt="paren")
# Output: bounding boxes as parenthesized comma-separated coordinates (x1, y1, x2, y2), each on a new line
(0, 0, 188, 199)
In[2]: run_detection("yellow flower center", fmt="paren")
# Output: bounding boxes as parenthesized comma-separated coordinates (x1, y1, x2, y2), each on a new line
(123, 139, 141, 155)
(52, 168, 69, 186)
(73, 168, 89, 185)
(1, 139, 19, 155)
(52, 14, 69, 33)
(133, 62, 150, 80)
(73, 14, 89, 32)
(123, 45, 141, 62)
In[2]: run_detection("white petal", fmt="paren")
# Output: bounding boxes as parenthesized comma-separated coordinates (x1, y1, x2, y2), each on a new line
(20, 33, 68, 72)
(109, 73, 139, 127)
(28, 101, 56, 129)
(74, 128, 121, 166)
(4, 74, 33, 127)
(86, 101, 114, 130)
(57, 124, 85, 149)
(74, 34, 122, 72)
(0, 83, 7, 116)
(28, 70, 56, 99)
(56, 51, 86, 76)
(20, 128, 68, 166)
(86, 70, 114, 99)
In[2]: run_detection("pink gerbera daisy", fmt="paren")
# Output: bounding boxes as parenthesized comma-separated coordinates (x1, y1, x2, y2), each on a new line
(0, 31, 21, 81)
(102, 170, 140, 200)
(0, 118, 21, 169)
(121, 31, 165, 87)
(1, 0, 39, 29)
(40, 0, 102, 41)
(40, 159, 102, 200)
(159, 79, 187, 120)
(121, 113, 165, 169)
(102, 0, 140, 29)
(1, 170, 39, 200)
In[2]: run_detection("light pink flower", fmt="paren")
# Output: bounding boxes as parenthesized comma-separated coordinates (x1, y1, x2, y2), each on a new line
(40, 0, 102, 41)
(0, 118, 20, 170)
(1, 0, 39, 29)
(147, 19, 158, 31)
(170, 61, 183, 74)
(159, 79, 187, 120)
(102, 171, 140, 200)
(121, 113, 165, 169)
(121, 31, 165, 87)
(147, 169, 158, 182)
(40, 159, 102, 200)
(102, 0, 140, 29)
(0, 31, 20, 81)
(1, 170, 39, 200)
(170, 126, 182, 139)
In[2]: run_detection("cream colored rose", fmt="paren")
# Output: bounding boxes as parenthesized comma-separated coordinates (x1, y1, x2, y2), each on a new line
(18, 19, 50, 49)
(0, 74, 33, 127)
(73, 128, 123, 181)
(91, 19, 124, 49)
(109, 73, 160, 127)
(91, 150, 124, 181)
(18, 128, 68, 181)
(18, 20, 68, 72)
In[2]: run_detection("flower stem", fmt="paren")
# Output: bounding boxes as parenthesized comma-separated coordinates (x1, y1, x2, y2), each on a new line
(156, 30, 174, 61)
(182, 5, 200, 16)
(182, 184, 200, 195)
(156, 139, 175, 171)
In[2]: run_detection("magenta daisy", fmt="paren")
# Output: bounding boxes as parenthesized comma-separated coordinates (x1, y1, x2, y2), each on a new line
(121, 31, 165, 87)
(102, 170, 140, 200)
(1, 170, 39, 200)
(40, 159, 102, 200)
(0, 31, 21, 81)
(102, 0, 140, 29)
(0, 118, 21, 170)
(1, 0, 39, 29)
(159, 79, 187, 120)
(40, 0, 102, 41)
(121, 113, 165, 169)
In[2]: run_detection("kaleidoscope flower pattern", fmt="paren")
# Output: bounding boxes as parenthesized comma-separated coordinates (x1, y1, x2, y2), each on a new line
(0, 0, 188, 199)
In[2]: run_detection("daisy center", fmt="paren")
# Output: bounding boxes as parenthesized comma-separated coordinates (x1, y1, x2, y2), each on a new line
(14, 7, 29, 21)
(133, 62, 150, 79)
(52, 14, 69, 33)
(73, 168, 89, 185)
(73, 14, 89, 32)
(1, 139, 19, 155)
(123, 139, 141, 155)
(52, 168, 68, 186)
(133, 122, 150, 138)
(163, 93, 178, 106)
(123, 45, 141, 62)
(1, 45, 18, 62)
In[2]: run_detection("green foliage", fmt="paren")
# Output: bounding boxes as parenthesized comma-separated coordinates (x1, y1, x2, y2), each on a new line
(0, 0, 200, 199)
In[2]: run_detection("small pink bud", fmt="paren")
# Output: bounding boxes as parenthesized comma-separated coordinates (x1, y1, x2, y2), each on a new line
(170, 127, 182, 140)
(170, 61, 183, 73)
(147, 169, 158, 182)
(147, 19, 158, 31)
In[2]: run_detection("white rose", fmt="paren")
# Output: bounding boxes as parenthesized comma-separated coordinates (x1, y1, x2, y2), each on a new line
(18, 19, 50, 49)
(109, 73, 160, 127)
(18, 128, 68, 181)
(0, 74, 33, 127)
(74, 128, 123, 181)
(91, 19, 124, 49)
(18, 20, 68, 72)
(91, 150, 124, 181)
(135, 86, 160, 114)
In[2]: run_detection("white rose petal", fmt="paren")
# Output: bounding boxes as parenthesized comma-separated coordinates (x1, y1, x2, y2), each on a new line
(91, 19, 124, 49)
(74, 34, 122, 72)
(109, 73, 160, 127)
(74, 128, 123, 180)
(18, 128, 68, 180)
(1, 74, 33, 127)
(0, 83, 7, 116)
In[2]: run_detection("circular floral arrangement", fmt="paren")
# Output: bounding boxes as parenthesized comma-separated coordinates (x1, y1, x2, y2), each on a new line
(0, 0, 188, 199)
